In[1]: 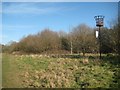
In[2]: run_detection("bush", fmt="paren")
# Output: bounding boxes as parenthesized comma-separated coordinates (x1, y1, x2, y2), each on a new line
(88, 56, 95, 59)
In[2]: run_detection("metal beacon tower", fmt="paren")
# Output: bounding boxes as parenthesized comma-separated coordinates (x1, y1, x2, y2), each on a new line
(94, 15, 105, 59)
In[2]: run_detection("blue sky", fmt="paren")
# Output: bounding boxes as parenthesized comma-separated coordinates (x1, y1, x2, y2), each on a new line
(2, 0, 120, 2)
(1, 2, 118, 45)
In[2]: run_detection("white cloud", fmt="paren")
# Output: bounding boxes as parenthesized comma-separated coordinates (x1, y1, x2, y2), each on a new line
(2, 3, 63, 15)
(3, 25, 37, 30)
(0, 35, 8, 39)
(0, 2, 2, 14)
(0, 35, 8, 44)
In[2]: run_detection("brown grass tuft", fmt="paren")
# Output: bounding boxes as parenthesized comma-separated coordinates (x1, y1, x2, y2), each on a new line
(82, 58, 89, 64)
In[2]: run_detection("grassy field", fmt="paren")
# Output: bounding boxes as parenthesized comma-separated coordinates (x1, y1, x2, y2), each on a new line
(2, 53, 120, 88)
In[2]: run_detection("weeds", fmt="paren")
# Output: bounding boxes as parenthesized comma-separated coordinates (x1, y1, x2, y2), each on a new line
(2, 53, 119, 88)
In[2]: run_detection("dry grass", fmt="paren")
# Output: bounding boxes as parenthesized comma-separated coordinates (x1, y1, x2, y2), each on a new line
(2, 53, 119, 88)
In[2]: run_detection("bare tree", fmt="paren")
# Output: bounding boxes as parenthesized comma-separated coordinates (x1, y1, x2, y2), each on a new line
(71, 24, 96, 56)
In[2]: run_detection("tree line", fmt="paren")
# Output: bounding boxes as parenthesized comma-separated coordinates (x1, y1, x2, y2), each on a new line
(2, 23, 119, 55)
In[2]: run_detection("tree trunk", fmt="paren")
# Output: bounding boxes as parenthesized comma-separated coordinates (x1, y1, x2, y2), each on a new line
(82, 48, 85, 57)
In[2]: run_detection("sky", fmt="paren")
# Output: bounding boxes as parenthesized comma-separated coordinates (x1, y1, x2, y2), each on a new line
(1, 2, 118, 45)
(2, 0, 120, 2)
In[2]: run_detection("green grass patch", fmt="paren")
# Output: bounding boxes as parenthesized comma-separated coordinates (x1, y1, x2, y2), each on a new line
(19, 56, 50, 70)
(2, 53, 120, 88)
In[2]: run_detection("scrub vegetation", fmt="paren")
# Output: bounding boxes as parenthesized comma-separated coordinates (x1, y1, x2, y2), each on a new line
(2, 53, 120, 88)
(1, 21, 120, 88)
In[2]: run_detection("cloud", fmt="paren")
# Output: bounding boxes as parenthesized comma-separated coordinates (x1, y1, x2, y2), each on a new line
(0, 35, 8, 44)
(0, 35, 8, 39)
(2, 3, 63, 15)
(3, 25, 37, 30)
(0, 2, 2, 14)
(2, 2, 82, 17)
